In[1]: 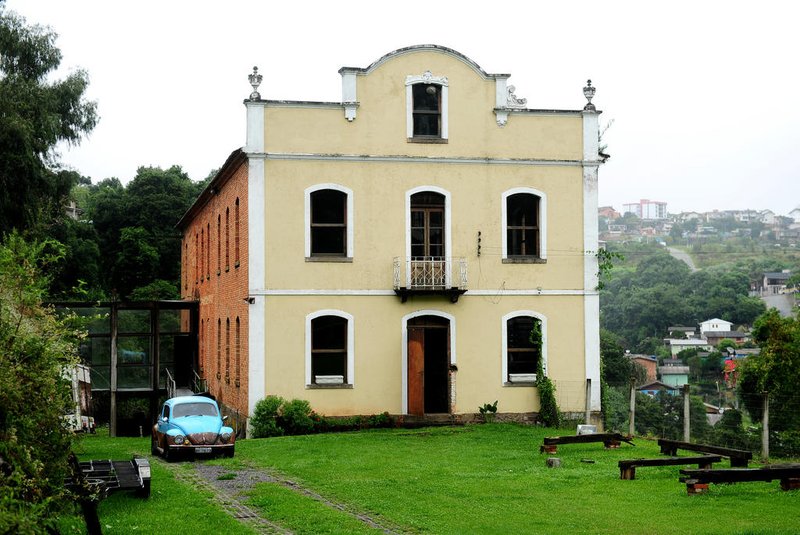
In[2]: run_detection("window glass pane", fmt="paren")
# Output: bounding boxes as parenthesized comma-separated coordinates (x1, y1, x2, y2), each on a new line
(508, 229, 522, 256)
(429, 228, 443, 246)
(118, 336, 150, 364)
(411, 228, 425, 246)
(311, 190, 346, 224)
(67, 307, 111, 334)
(523, 229, 537, 255)
(508, 317, 535, 349)
(312, 352, 346, 377)
(507, 194, 536, 227)
(413, 115, 439, 136)
(413, 84, 440, 111)
(411, 211, 424, 227)
(411, 245, 425, 257)
(159, 310, 189, 333)
(80, 337, 111, 366)
(91, 366, 110, 390)
(312, 316, 346, 350)
(429, 211, 443, 227)
(311, 227, 346, 255)
(429, 245, 444, 257)
(411, 192, 445, 207)
(508, 351, 537, 374)
(117, 366, 152, 389)
(118, 309, 151, 333)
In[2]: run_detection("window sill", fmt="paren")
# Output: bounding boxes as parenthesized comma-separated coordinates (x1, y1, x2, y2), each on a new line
(407, 137, 448, 144)
(306, 256, 353, 263)
(503, 381, 537, 387)
(502, 257, 547, 264)
(306, 384, 353, 389)
(234, 261, 240, 268)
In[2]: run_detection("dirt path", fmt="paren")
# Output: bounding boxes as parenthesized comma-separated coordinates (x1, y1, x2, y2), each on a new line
(171, 460, 406, 534)
(667, 246, 698, 272)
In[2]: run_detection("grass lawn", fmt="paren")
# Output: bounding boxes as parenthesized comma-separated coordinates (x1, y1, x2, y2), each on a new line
(66, 424, 799, 534)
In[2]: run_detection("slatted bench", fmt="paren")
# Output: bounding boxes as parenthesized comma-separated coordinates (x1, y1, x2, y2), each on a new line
(618, 455, 723, 480)
(657, 439, 752, 467)
(679, 464, 800, 494)
(540, 433, 634, 454)
(65, 454, 151, 534)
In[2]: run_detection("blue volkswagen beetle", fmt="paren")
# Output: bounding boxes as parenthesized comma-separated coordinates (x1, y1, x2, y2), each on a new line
(151, 396, 235, 460)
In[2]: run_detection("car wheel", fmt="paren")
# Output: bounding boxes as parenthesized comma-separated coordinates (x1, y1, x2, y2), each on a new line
(224, 447, 234, 458)
(163, 445, 172, 462)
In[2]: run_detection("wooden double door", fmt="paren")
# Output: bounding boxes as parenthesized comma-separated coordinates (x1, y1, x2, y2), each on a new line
(407, 316, 450, 415)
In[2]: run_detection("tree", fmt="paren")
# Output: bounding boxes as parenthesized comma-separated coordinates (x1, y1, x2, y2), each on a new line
(600, 329, 632, 387)
(0, 4, 97, 235)
(738, 309, 800, 431)
(0, 232, 81, 531)
(112, 227, 159, 298)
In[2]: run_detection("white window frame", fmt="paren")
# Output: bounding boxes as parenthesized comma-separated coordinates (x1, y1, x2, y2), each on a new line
(304, 184, 354, 259)
(501, 187, 547, 260)
(305, 309, 355, 386)
(405, 186, 452, 287)
(501, 310, 548, 386)
(406, 72, 449, 140)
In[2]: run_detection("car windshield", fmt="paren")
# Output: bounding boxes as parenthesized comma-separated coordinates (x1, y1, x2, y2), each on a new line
(172, 402, 218, 418)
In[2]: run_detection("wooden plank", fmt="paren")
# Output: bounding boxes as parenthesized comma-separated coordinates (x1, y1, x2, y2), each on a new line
(657, 439, 752, 466)
(544, 433, 633, 446)
(618, 455, 722, 480)
(680, 464, 800, 484)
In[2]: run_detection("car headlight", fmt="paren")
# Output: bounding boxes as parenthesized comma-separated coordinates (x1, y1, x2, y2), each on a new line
(221, 432, 231, 443)
(173, 434, 185, 445)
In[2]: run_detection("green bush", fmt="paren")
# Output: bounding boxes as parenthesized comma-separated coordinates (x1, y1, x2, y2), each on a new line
(250, 395, 285, 438)
(280, 399, 314, 435)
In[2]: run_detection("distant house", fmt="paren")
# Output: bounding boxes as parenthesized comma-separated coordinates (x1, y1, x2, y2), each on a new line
(699, 318, 733, 337)
(679, 212, 702, 222)
(658, 358, 689, 387)
(703, 403, 723, 426)
(760, 209, 777, 225)
(666, 338, 712, 356)
(637, 380, 678, 396)
(723, 348, 760, 388)
(599, 206, 620, 220)
(704, 331, 748, 347)
(668, 326, 697, 339)
(627, 353, 657, 383)
(790, 207, 800, 224)
(753, 271, 791, 296)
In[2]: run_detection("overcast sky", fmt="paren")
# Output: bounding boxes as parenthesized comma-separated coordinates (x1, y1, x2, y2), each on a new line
(7, 0, 799, 216)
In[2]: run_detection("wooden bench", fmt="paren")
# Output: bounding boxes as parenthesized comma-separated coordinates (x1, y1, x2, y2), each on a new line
(540, 433, 634, 454)
(618, 455, 722, 480)
(679, 464, 800, 494)
(657, 439, 752, 467)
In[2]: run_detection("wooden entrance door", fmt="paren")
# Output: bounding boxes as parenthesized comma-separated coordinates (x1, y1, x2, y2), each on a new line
(407, 316, 450, 415)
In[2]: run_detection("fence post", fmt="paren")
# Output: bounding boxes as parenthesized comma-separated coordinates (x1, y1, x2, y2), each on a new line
(585, 378, 592, 425)
(628, 377, 636, 437)
(762, 391, 769, 462)
(683, 384, 691, 442)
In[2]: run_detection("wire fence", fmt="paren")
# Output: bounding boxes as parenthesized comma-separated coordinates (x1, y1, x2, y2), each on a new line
(604, 385, 800, 460)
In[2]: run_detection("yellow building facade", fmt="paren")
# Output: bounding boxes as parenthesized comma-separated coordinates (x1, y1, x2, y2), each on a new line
(189, 45, 603, 426)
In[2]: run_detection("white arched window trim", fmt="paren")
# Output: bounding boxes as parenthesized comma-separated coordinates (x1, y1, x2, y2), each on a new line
(304, 183, 354, 258)
(405, 186, 452, 286)
(305, 309, 355, 386)
(400, 309, 456, 414)
(501, 187, 547, 260)
(501, 310, 548, 386)
(405, 72, 449, 140)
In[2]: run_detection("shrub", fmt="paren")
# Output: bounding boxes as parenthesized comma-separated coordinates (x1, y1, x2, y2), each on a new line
(478, 401, 498, 423)
(280, 399, 314, 435)
(250, 395, 285, 438)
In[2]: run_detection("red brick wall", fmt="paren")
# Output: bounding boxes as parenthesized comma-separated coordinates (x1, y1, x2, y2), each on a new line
(181, 159, 249, 416)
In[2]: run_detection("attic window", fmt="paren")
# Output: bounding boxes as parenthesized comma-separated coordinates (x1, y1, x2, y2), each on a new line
(406, 71, 448, 142)
(412, 83, 441, 137)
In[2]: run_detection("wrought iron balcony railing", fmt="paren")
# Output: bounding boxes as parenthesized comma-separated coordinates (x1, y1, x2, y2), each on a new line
(393, 256, 467, 302)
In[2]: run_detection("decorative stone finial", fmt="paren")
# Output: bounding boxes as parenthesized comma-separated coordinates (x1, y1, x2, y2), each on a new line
(506, 85, 527, 109)
(583, 79, 596, 111)
(248, 66, 263, 100)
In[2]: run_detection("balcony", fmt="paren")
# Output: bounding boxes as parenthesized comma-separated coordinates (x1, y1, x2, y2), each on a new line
(393, 257, 467, 303)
